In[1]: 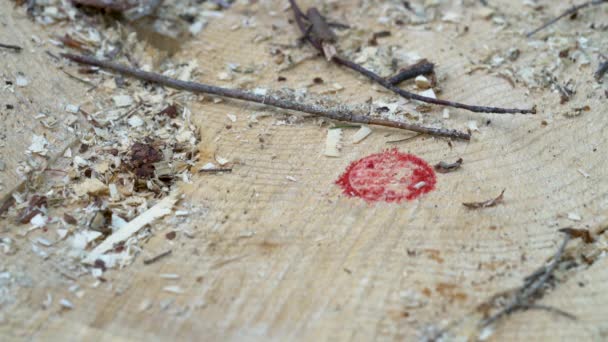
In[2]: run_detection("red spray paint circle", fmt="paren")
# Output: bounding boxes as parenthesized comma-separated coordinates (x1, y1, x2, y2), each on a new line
(336, 149, 436, 203)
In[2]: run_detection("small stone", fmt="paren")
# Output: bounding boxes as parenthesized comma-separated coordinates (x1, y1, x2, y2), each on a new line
(475, 7, 495, 19)
(415, 75, 431, 89)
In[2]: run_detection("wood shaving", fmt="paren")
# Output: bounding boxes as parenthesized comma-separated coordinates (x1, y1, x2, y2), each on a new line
(324, 128, 342, 157)
(15, 74, 29, 87)
(59, 298, 74, 309)
(159, 273, 180, 279)
(567, 213, 582, 222)
(83, 190, 181, 264)
(28, 135, 50, 156)
(163, 285, 184, 294)
(73, 178, 108, 197)
(351, 126, 372, 144)
(112, 95, 134, 107)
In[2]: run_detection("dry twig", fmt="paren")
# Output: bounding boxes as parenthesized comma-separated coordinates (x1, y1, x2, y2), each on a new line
(480, 231, 574, 328)
(143, 249, 172, 265)
(288, 0, 535, 115)
(527, 0, 608, 37)
(595, 60, 608, 82)
(387, 59, 434, 85)
(199, 168, 233, 173)
(61, 53, 470, 140)
(0, 42, 22, 52)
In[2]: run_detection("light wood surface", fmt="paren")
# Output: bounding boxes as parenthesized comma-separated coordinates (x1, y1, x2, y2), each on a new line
(1, 1, 607, 341)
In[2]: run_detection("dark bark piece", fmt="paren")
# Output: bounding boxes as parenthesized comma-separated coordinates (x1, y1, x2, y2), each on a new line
(0, 42, 22, 52)
(388, 59, 435, 85)
(595, 60, 608, 82)
(306, 8, 336, 43)
(71, 0, 138, 12)
(434, 158, 463, 173)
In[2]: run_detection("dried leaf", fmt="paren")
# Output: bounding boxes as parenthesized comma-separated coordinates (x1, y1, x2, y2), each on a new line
(463, 189, 505, 209)
(559, 228, 594, 243)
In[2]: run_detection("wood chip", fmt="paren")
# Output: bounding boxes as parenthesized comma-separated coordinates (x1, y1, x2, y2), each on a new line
(351, 126, 372, 144)
(73, 178, 108, 196)
(28, 135, 50, 156)
(112, 94, 134, 107)
(83, 190, 181, 264)
(163, 285, 184, 294)
(418, 88, 436, 99)
(463, 189, 505, 209)
(159, 273, 180, 279)
(60, 298, 74, 309)
(324, 128, 342, 157)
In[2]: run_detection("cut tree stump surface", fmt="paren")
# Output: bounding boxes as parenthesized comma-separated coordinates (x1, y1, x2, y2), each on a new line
(1, 0, 607, 341)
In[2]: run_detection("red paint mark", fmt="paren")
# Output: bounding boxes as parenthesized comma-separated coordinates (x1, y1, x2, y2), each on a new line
(336, 149, 436, 203)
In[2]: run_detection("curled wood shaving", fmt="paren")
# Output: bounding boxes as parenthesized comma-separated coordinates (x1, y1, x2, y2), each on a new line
(463, 189, 505, 209)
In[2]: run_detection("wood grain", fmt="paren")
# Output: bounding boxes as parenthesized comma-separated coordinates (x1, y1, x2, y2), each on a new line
(1, 0, 607, 341)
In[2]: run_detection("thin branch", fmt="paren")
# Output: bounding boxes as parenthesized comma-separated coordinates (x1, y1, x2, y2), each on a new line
(143, 249, 172, 265)
(59, 68, 97, 87)
(0, 43, 22, 52)
(527, 0, 608, 38)
(481, 231, 572, 327)
(199, 168, 233, 173)
(386, 134, 422, 144)
(288, 0, 535, 115)
(521, 304, 577, 321)
(61, 53, 470, 140)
